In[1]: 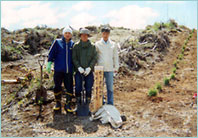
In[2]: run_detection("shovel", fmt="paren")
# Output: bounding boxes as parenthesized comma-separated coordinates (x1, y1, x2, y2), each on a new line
(76, 74, 90, 116)
(36, 54, 47, 121)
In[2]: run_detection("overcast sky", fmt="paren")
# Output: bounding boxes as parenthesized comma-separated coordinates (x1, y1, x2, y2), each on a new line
(1, 1, 197, 31)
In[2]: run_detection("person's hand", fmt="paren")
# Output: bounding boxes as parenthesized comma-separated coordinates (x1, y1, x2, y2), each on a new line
(46, 62, 52, 73)
(78, 67, 85, 74)
(84, 67, 91, 76)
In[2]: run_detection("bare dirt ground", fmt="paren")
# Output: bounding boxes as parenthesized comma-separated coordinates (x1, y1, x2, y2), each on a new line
(1, 29, 197, 137)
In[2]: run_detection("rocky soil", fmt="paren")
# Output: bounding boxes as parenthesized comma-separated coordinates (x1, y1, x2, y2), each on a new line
(1, 21, 197, 137)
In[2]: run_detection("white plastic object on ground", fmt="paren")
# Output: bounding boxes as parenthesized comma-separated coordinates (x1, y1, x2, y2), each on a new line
(90, 105, 123, 128)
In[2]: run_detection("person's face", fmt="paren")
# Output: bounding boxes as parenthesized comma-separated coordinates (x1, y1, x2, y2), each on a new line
(102, 32, 110, 41)
(64, 32, 72, 41)
(80, 34, 88, 42)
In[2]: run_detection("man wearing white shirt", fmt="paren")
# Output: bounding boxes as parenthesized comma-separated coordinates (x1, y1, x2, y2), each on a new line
(95, 27, 119, 105)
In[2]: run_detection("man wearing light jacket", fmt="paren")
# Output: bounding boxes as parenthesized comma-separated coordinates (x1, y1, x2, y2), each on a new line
(95, 27, 119, 105)
(72, 28, 97, 106)
(46, 27, 74, 113)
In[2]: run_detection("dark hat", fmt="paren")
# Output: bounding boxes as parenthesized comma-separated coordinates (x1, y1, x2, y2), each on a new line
(101, 27, 110, 33)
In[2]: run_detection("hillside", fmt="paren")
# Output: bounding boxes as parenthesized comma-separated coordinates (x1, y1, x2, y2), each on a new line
(1, 20, 197, 137)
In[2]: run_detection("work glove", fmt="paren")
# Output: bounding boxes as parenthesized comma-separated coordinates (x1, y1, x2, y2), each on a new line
(78, 67, 85, 74)
(46, 61, 52, 73)
(84, 67, 91, 76)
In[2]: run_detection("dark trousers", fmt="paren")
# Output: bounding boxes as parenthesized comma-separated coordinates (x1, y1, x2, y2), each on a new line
(74, 71, 94, 98)
(54, 71, 73, 101)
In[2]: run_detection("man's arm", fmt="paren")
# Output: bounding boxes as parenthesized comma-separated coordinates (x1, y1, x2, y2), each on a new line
(48, 40, 57, 62)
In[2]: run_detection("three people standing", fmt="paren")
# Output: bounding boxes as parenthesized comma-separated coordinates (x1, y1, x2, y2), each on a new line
(47, 26, 119, 114)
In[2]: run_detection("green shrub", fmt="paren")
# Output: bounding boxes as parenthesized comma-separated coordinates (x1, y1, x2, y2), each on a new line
(148, 89, 157, 96)
(153, 22, 161, 31)
(184, 40, 188, 45)
(172, 67, 177, 73)
(146, 20, 177, 32)
(192, 29, 195, 33)
(173, 61, 177, 68)
(163, 19, 177, 30)
(182, 45, 186, 50)
(164, 77, 170, 86)
(156, 83, 162, 92)
(188, 34, 192, 39)
(181, 48, 185, 54)
(178, 54, 183, 60)
(170, 73, 175, 79)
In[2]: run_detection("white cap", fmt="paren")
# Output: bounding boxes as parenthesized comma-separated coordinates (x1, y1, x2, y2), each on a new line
(62, 27, 72, 35)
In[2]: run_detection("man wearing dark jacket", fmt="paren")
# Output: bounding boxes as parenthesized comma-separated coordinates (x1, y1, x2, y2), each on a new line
(47, 27, 74, 113)
(72, 28, 97, 105)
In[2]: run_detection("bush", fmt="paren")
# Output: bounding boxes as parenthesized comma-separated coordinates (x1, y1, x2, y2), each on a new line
(148, 89, 157, 96)
(173, 61, 177, 68)
(181, 48, 185, 54)
(172, 67, 177, 73)
(149, 20, 178, 32)
(182, 45, 186, 50)
(153, 22, 161, 31)
(164, 77, 170, 86)
(170, 73, 175, 79)
(188, 34, 192, 39)
(192, 29, 195, 33)
(156, 83, 162, 92)
(184, 40, 188, 45)
(178, 54, 183, 60)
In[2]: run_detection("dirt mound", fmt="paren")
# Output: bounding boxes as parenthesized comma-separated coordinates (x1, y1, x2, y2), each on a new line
(24, 29, 56, 54)
(139, 31, 170, 51)
(119, 30, 170, 72)
(1, 27, 62, 61)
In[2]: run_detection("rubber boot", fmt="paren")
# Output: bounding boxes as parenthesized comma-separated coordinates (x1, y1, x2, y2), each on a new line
(64, 92, 74, 113)
(53, 91, 62, 114)
(54, 101, 61, 111)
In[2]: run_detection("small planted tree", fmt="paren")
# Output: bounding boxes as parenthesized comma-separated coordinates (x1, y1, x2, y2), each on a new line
(181, 48, 185, 54)
(182, 45, 186, 50)
(164, 77, 170, 86)
(170, 73, 175, 80)
(188, 34, 192, 39)
(173, 61, 177, 68)
(178, 54, 183, 60)
(192, 29, 195, 33)
(172, 67, 177, 73)
(148, 89, 157, 96)
(184, 40, 188, 45)
(156, 83, 162, 92)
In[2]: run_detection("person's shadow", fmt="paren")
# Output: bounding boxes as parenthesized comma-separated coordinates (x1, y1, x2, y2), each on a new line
(46, 113, 101, 134)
